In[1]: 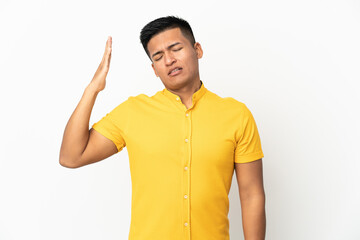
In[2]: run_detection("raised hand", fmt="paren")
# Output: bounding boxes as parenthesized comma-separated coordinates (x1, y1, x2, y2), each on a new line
(90, 36, 112, 93)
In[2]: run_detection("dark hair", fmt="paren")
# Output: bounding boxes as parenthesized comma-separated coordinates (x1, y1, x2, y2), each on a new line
(140, 16, 196, 60)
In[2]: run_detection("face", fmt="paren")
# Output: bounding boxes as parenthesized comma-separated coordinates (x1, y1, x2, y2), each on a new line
(147, 27, 203, 90)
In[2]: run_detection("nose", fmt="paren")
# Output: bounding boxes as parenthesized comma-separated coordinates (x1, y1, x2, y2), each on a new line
(164, 52, 176, 66)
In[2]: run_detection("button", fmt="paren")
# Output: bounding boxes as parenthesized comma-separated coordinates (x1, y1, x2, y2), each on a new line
(185, 113, 189, 117)
(184, 166, 188, 170)
(184, 222, 188, 226)
(176, 97, 180, 100)
(184, 195, 188, 199)
(185, 138, 188, 143)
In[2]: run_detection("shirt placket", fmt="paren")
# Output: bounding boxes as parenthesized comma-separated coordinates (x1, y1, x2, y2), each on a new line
(183, 107, 192, 240)
(170, 85, 204, 240)
(174, 95, 192, 240)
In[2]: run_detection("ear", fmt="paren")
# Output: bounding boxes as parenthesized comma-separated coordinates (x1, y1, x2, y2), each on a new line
(194, 42, 203, 59)
(151, 62, 159, 77)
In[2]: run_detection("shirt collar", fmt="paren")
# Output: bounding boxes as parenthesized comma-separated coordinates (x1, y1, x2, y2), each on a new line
(162, 80, 207, 107)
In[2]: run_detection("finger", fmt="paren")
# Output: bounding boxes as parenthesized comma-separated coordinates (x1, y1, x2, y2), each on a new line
(106, 36, 112, 51)
(108, 36, 112, 48)
(105, 50, 112, 68)
(101, 36, 112, 63)
(108, 52, 111, 67)
(104, 46, 112, 69)
(105, 42, 112, 65)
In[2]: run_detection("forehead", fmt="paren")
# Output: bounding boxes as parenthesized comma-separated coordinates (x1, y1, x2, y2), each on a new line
(147, 28, 189, 54)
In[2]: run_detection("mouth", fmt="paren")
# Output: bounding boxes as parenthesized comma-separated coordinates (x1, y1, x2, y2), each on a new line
(168, 67, 183, 76)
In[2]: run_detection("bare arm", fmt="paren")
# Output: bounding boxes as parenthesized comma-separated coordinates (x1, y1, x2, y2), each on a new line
(235, 159, 266, 240)
(59, 36, 117, 168)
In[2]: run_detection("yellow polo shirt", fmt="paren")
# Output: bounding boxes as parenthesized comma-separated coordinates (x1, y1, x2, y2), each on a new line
(92, 80, 264, 240)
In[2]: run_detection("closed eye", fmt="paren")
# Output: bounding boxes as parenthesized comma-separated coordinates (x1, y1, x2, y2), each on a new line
(154, 56, 162, 61)
(154, 47, 182, 61)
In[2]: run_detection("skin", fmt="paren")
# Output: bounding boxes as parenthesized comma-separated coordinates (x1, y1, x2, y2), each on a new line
(59, 28, 265, 240)
(147, 27, 203, 109)
(235, 159, 266, 240)
(59, 36, 118, 168)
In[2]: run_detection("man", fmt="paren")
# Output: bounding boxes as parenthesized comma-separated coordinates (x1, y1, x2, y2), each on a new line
(59, 16, 265, 240)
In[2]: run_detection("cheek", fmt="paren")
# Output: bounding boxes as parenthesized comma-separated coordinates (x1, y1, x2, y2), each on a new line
(181, 52, 196, 67)
(161, 66, 168, 76)
(154, 64, 166, 75)
(185, 56, 198, 72)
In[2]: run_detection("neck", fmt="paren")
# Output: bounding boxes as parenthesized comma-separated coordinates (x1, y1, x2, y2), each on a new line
(167, 80, 202, 109)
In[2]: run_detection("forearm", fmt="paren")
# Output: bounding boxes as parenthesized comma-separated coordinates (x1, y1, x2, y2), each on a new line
(240, 193, 266, 240)
(59, 83, 99, 166)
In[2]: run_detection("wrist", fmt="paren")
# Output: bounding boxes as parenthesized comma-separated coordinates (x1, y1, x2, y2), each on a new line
(86, 83, 101, 95)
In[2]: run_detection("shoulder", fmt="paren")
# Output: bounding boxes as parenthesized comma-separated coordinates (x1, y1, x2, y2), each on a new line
(222, 96, 247, 108)
(120, 92, 165, 112)
(205, 90, 248, 112)
(127, 92, 157, 105)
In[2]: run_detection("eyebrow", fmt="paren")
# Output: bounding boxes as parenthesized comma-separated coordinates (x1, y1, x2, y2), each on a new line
(151, 42, 182, 59)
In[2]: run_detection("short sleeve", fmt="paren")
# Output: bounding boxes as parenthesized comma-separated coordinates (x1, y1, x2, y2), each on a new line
(234, 104, 264, 163)
(91, 97, 132, 152)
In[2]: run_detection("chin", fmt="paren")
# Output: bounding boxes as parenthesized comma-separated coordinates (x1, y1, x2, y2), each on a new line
(168, 78, 190, 89)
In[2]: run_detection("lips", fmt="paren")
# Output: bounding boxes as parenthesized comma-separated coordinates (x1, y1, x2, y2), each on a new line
(168, 67, 183, 75)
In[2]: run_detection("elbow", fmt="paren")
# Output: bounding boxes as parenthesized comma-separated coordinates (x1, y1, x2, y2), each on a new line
(240, 189, 266, 203)
(59, 154, 80, 169)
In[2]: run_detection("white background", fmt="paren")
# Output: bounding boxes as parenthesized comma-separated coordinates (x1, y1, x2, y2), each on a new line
(0, 0, 359, 239)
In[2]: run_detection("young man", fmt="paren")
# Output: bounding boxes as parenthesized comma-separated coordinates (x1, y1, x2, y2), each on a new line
(60, 16, 265, 240)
